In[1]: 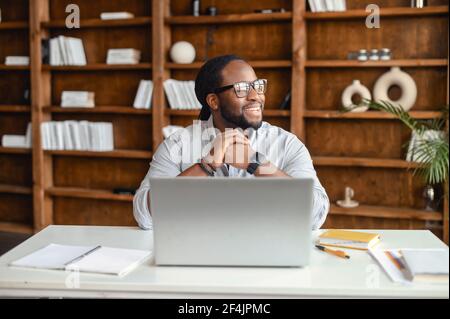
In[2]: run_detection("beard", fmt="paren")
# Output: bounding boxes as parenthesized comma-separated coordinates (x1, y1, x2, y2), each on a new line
(219, 101, 263, 130)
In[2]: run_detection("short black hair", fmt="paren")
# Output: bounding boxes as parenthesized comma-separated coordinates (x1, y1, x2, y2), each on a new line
(195, 54, 244, 121)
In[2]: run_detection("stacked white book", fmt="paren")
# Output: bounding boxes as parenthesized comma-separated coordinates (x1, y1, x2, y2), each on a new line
(100, 12, 135, 20)
(106, 49, 141, 65)
(133, 80, 153, 109)
(308, 0, 346, 12)
(5, 56, 30, 66)
(61, 91, 95, 108)
(50, 36, 87, 66)
(1, 123, 32, 148)
(41, 121, 114, 151)
(163, 79, 202, 110)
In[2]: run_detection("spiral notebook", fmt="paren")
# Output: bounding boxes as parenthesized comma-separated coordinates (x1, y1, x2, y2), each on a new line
(10, 243, 152, 277)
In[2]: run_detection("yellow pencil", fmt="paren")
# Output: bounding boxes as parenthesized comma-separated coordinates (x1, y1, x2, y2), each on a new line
(315, 245, 350, 259)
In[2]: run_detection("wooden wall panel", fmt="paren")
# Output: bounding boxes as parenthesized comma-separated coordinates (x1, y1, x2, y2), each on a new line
(0, 113, 31, 136)
(53, 157, 150, 190)
(0, 72, 30, 105)
(316, 166, 427, 209)
(0, 0, 29, 20)
(171, 23, 292, 62)
(306, 119, 410, 158)
(305, 68, 447, 111)
(0, 194, 33, 224)
(170, 0, 292, 15)
(307, 17, 448, 60)
(49, 0, 151, 19)
(0, 29, 29, 61)
(0, 154, 32, 186)
(53, 198, 136, 226)
(51, 71, 152, 106)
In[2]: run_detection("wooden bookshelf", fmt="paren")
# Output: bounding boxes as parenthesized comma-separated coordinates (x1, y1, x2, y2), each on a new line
(304, 5, 448, 20)
(0, 105, 31, 113)
(302, 0, 448, 240)
(0, 0, 33, 234)
(305, 59, 447, 68)
(0, 21, 29, 30)
(42, 17, 152, 29)
(166, 12, 292, 25)
(45, 149, 152, 159)
(46, 187, 134, 202)
(303, 110, 443, 119)
(42, 63, 152, 71)
(0, 0, 448, 242)
(44, 106, 152, 115)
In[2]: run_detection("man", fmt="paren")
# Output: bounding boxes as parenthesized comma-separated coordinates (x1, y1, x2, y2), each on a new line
(133, 55, 329, 230)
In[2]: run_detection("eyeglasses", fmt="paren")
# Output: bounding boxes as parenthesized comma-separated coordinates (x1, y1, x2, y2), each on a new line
(213, 79, 267, 98)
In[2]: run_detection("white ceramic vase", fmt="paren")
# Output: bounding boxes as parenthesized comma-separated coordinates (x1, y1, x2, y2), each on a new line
(341, 80, 371, 112)
(373, 67, 417, 111)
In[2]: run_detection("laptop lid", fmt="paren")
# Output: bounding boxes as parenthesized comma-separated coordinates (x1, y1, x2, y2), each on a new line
(149, 177, 314, 267)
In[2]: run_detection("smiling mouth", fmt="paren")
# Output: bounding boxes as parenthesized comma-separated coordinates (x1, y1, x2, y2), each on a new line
(243, 104, 262, 112)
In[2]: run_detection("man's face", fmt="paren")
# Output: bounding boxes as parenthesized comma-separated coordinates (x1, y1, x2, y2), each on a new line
(215, 60, 265, 130)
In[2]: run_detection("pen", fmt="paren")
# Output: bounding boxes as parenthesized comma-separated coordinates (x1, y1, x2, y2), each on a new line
(64, 245, 102, 266)
(315, 245, 350, 259)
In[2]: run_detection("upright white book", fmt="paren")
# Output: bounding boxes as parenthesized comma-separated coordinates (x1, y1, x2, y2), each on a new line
(133, 80, 153, 109)
(10, 243, 151, 277)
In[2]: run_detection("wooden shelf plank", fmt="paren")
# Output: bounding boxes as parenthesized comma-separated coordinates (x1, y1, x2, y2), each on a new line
(0, 21, 29, 29)
(46, 187, 133, 202)
(304, 6, 449, 20)
(166, 12, 292, 25)
(42, 63, 152, 71)
(0, 65, 30, 71)
(0, 184, 32, 195)
(0, 147, 31, 155)
(313, 156, 422, 169)
(0, 222, 34, 235)
(304, 110, 443, 120)
(42, 17, 152, 28)
(0, 105, 31, 113)
(305, 59, 447, 68)
(329, 204, 443, 221)
(166, 60, 292, 69)
(44, 149, 152, 159)
(166, 109, 290, 117)
(44, 106, 152, 115)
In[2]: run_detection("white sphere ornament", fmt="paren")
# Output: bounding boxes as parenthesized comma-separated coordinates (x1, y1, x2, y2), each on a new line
(373, 67, 417, 111)
(170, 41, 196, 64)
(341, 80, 371, 112)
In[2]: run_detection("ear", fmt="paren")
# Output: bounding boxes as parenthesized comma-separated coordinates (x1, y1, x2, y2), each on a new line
(206, 93, 219, 111)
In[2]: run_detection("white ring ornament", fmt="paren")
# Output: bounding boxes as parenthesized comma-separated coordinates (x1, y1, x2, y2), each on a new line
(373, 67, 417, 111)
(341, 80, 371, 112)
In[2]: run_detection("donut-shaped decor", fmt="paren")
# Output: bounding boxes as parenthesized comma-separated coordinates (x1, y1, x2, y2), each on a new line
(341, 80, 371, 112)
(373, 67, 417, 111)
(170, 41, 196, 64)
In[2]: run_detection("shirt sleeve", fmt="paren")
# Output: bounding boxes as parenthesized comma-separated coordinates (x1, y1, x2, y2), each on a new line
(282, 135, 330, 230)
(133, 137, 182, 230)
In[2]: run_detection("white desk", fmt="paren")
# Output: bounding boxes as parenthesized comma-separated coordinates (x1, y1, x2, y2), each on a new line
(0, 226, 448, 298)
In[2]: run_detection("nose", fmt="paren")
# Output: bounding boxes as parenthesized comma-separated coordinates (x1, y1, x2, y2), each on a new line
(246, 85, 260, 101)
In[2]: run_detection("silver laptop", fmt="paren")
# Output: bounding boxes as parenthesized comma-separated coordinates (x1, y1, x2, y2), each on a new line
(149, 177, 314, 267)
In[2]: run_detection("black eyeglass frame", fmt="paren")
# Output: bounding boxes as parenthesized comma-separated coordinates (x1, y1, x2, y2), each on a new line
(213, 79, 268, 98)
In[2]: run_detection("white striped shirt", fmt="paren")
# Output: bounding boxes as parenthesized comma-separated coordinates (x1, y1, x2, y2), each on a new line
(133, 116, 330, 230)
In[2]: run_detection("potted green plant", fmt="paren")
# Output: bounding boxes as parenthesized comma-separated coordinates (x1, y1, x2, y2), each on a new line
(344, 100, 449, 210)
